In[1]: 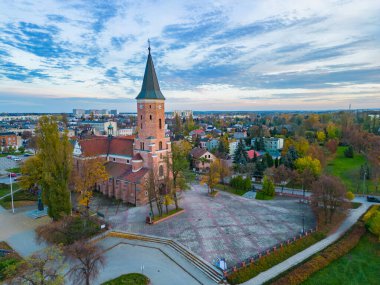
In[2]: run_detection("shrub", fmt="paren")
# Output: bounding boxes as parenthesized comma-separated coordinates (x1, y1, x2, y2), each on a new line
(255, 175, 275, 200)
(227, 232, 324, 284)
(36, 216, 102, 245)
(344, 145, 354, 158)
(102, 273, 150, 285)
(366, 211, 380, 240)
(362, 205, 379, 222)
(346, 191, 355, 201)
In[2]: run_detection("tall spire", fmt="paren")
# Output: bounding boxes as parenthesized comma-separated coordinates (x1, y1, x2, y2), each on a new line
(136, 43, 165, 100)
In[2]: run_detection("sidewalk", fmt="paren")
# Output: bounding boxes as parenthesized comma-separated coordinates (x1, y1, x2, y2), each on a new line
(242, 203, 372, 285)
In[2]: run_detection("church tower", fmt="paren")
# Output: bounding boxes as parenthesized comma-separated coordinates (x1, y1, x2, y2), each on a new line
(132, 46, 171, 179)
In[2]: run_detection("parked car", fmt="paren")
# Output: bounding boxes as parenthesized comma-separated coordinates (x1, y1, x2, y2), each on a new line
(7, 155, 13, 159)
(13, 157, 22, 161)
(8, 173, 17, 178)
(23, 153, 33, 157)
(367, 196, 380, 203)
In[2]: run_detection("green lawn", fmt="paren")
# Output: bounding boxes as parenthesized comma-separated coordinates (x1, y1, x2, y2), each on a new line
(101, 273, 150, 285)
(326, 146, 375, 194)
(5, 167, 21, 173)
(303, 233, 380, 285)
(0, 183, 19, 198)
(0, 241, 22, 281)
(215, 183, 248, 196)
(0, 189, 36, 209)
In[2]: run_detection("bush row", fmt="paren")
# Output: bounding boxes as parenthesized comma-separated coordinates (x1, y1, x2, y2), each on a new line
(226, 232, 325, 284)
(362, 205, 379, 222)
(271, 222, 366, 285)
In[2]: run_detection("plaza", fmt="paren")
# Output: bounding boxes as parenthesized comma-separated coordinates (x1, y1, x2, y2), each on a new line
(95, 184, 316, 267)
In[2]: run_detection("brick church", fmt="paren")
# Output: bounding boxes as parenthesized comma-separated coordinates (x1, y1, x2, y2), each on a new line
(73, 47, 171, 205)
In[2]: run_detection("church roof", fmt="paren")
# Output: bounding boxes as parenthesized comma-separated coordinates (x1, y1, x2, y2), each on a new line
(78, 136, 134, 157)
(136, 48, 165, 100)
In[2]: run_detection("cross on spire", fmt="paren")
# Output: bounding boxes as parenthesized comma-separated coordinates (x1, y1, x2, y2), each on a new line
(148, 39, 151, 54)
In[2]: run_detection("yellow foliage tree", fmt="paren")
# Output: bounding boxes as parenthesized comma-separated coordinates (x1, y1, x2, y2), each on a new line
(295, 156, 322, 178)
(20, 156, 43, 191)
(316, 130, 326, 143)
(294, 138, 310, 157)
(73, 159, 108, 214)
(200, 160, 221, 194)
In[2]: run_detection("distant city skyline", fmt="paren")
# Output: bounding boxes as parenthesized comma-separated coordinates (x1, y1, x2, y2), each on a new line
(0, 0, 380, 112)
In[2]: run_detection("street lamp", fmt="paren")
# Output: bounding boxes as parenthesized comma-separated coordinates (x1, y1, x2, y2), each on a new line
(302, 212, 305, 234)
(9, 173, 15, 214)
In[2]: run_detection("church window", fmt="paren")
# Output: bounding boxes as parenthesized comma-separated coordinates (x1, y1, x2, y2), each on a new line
(159, 141, 162, 150)
(150, 105, 151, 108)
(145, 191, 148, 196)
(141, 115, 142, 120)
(159, 165, 164, 177)
(141, 123, 143, 129)
(150, 115, 152, 120)
(113, 158, 116, 162)
(159, 118, 162, 129)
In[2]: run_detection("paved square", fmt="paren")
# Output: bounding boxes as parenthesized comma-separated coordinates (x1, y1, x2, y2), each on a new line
(97, 184, 315, 267)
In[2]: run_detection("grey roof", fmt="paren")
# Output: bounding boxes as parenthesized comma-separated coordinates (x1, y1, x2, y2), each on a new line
(136, 49, 165, 100)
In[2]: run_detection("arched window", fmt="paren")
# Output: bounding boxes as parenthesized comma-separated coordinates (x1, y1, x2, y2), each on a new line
(159, 141, 162, 150)
(141, 115, 142, 120)
(159, 118, 162, 129)
(140, 123, 142, 129)
(159, 165, 164, 177)
(150, 115, 152, 120)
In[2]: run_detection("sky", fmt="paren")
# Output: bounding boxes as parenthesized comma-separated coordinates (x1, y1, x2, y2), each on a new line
(0, 0, 380, 113)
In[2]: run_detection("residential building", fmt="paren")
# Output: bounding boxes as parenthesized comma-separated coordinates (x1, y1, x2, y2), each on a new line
(78, 121, 117, 136)
(229, 141, 239, 158)
(0, 132, 18, 151)
(190, 147, 216, 172)
(263, 137, 284, 151)
(173, 110, 193, 118)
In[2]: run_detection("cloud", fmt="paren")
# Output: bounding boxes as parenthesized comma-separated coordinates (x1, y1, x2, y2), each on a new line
(0, 0, 379, 112)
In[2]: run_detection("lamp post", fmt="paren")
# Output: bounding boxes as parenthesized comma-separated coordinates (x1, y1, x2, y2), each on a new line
(9, 173, 14, 214)
(302, 211, 305, 234)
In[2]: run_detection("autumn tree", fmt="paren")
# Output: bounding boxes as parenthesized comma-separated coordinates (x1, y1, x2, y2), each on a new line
(72, 159, 108, 215)
(67, 240, 105, 285)
(218, 159, 231, 187)
(218, 134, 230, 155)
(282, 146, 299, 169)
(316, 130, 326, 143)
(21, 116, 73, 220)
(169, 140, 192, 210)
(311, 175, 347, 224)
(19, 156, 43, 192)
(273, 165, 290, 192)
(6, 246, 66, 285)
(173, 113, 182, 136)
(256, 175, 275, 200)
(200, 160, 220, 194)
(325, 139, 338, 153)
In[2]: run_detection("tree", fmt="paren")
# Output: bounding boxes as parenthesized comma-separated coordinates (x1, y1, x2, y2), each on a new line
(200, 160, 220, 194)
(22, 116, 73, 220)
(72, 159, 108, 215)
(311, 175, 347, 224)
(316, 130, 326, 143)
(256, 175, 275, 200)
(20, 156, 43, 191)
(326, 122, 340, 139)
(170, 140, 192, 209)
(218, 134, 229, 155)
(366, 212, 380, 240)
(273, 165, 290, 192)
(294, 138, 310, 156)
(218, 159, 231, 187)
(295, 156, 322, 179)
(6, 246, 66, 285)
(282, 146, 299, 169)
(173, 113, 182, 136)
(18, 146, 25, 154)
(233, 139, 248, 165)
(344, 145, 354, 158)
(325, 139, 338, 154)
(67, 240, 105, 285)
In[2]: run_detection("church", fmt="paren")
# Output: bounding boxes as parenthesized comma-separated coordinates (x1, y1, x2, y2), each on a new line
(73, 47, 171, 205)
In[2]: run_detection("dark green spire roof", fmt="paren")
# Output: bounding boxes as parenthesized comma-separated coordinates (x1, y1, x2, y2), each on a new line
(136, 48, 165, 100)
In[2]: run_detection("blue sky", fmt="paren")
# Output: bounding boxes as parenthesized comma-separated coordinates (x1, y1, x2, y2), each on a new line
(0, 0, 379, 112)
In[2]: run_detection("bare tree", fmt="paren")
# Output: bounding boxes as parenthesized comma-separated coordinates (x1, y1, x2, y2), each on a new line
(67, 240, 105, 285)
(6, 246, 66, 285)
(311, 175, 347, 224)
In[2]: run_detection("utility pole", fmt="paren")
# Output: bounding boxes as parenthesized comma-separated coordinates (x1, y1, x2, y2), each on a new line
(9, 173, 14, 214)
(363, 168, 366, 195)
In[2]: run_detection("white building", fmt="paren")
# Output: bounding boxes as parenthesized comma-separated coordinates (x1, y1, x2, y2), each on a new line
(118, 128, 134, 136)
(229, 141, 239, 158)
(263, 137, 284, 151)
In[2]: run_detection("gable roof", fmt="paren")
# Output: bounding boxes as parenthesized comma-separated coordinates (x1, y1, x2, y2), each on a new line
(247, 149, 262, 159)
(136, 49, 165, 100)
(104, 162, 148, 183)
(190, 147, 208, 159)
(78, 136, 134, 157)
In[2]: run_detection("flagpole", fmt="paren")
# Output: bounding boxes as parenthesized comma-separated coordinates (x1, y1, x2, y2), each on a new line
(9, 173, 14, 214)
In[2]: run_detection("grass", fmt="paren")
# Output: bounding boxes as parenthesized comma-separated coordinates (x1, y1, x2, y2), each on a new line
(152, 207, 184, 223)
(255, 191, 274, 200)
(5, 167, 21, 173)
(215, 183, 248, 196)
(0, 242, 22, 281)
(101, 273, 150, 285)
(350, 202, 362, 209)
(0, 183, 20, 198)
(326, 146, 375, 194)
(302, 233, 380, 285)
(0, 189, 37, 209)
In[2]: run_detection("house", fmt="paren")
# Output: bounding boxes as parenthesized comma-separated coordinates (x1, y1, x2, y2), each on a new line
(233, 131, 247, 140)
(0, 132, 18, 151)
(190, 147, 217, 173)
(229, 141, 239, 158)
(206, 138, 219, 151)
(189, 129, 206, 138)
(247, 150, 262, 160)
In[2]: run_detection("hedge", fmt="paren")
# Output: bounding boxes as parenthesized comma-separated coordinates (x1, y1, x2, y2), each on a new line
(362, 205, 379, 222)
(271, 221, 366, 285)
(226, 232, 324, 284)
